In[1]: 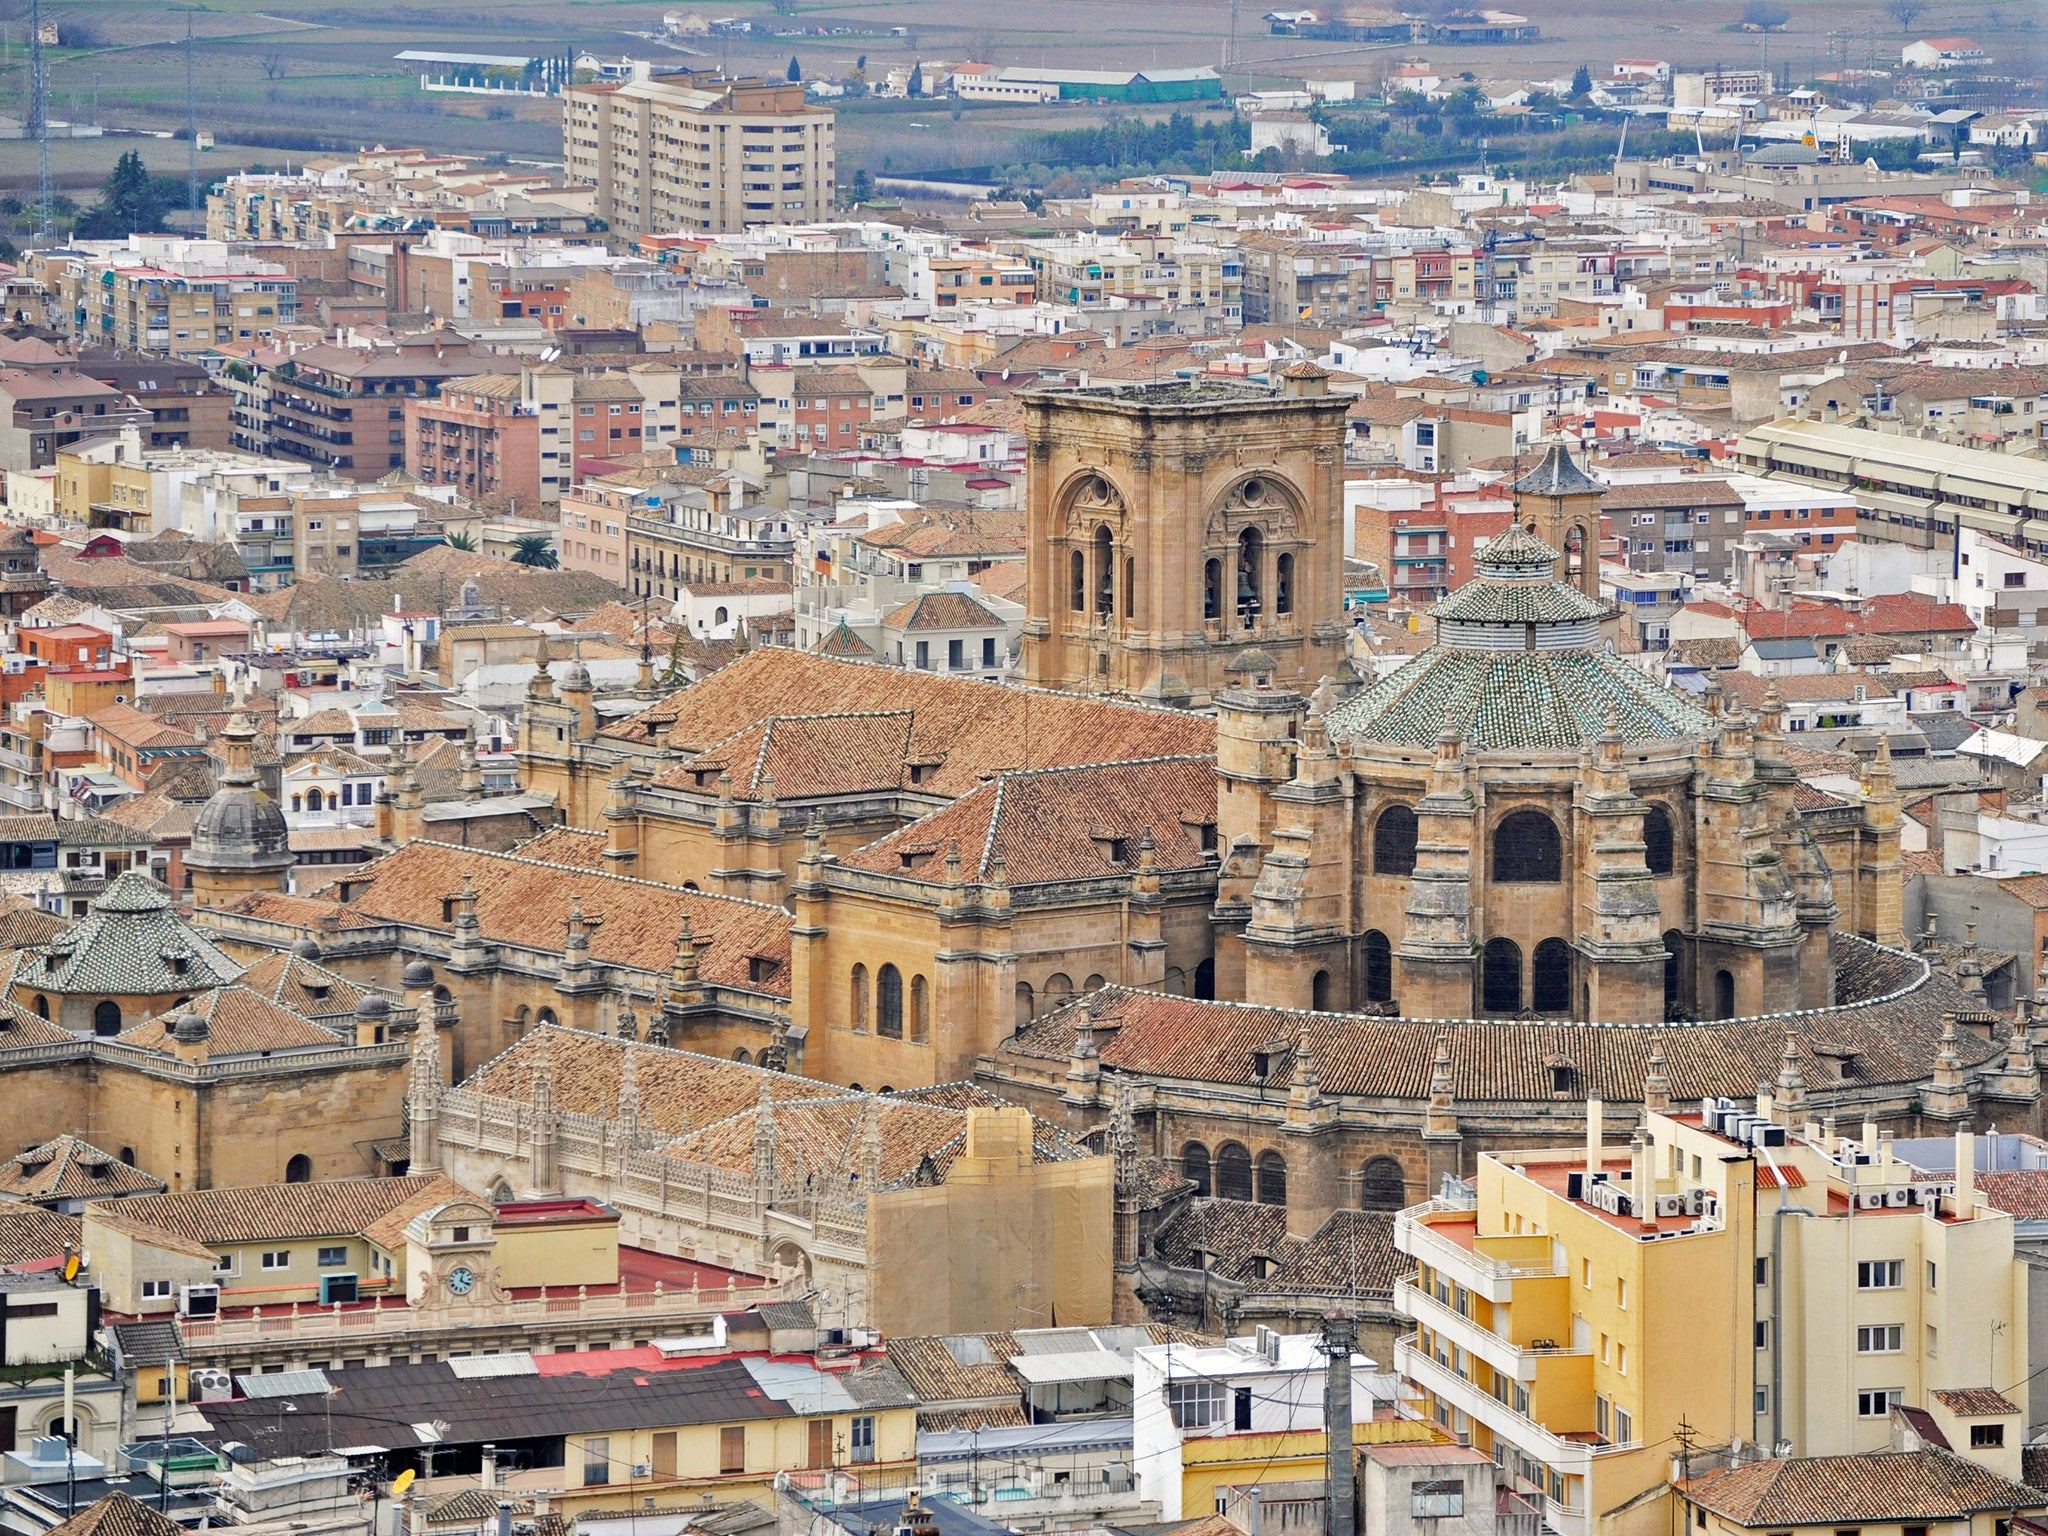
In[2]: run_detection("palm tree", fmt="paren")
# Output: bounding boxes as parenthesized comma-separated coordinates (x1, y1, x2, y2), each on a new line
(510, 535, 559, 569)
(443, 530, 477, 551)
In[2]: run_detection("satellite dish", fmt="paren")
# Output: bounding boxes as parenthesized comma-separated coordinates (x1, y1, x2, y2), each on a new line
(61, 1252, 80, 1283)
(391, 1470, 417, 1499)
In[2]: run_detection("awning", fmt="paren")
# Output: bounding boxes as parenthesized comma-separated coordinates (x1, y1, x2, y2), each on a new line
(1006, 1349, 1133, 1386)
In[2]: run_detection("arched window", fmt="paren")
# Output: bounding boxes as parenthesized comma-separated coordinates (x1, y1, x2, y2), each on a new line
(1360, 1156, 1407, 1210)
(1194, 958, 1215, 1000)
(284, 1154, 312, 1183)
(537, 1006, 558, 1026)
(93, 1000, 121, 1037)
(714, 605, 729, 626)
(118, 1146, 135, 1166)
(733, 1048, 753, 1064)
(1663, 930, 1684, 1019)
(1312, 969, 1331, 1011)
(1183, 1142, 1212, 1197)
(1481, 937, 1522, 1014)
(1094, 524, 1115, 616)
(910, 975, 928, 1043)
(851, 964, 869, 1031)
(1215, 1142, 1253, 1202)
(1644, 804, 1675, 877)
(877, 964, 904, 1038)
(1532, 938, 1572, 1014)
(306, 787, 324, 812)
(1045, 973, 1074, 1003)
(1256, 1151, 1287, 1207)
(1070, 549, 1086, 612)
(1015, 981, 1035, 1027)
(32, 994, 47, 1019)
(1275, 552, 1294, 616)
(1083, 973, 1105, 993)
(1714, 968, 1736, 1021)
(291, 794, 303, 813)
(1164, 967, 1186, 996)
(1373, 804, 1418, 876)
(1204, 558, 1222, 621)
(1236, 528, 1262, 628)
(1493, 809, 1562, 883)
(1363, 930, 1393, 1004)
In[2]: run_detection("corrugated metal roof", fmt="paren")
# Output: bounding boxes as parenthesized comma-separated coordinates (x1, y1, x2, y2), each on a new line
(236, 1369, 330, 1399)
(742, 1358, 857, 1414)
(446, 1354, 538, 1380)
(1005, 1350, 1132, 1386)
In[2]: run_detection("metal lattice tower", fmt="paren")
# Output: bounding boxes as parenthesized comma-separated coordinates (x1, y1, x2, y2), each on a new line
(28, 0, 50, 238)
(186, 15, 199, 225)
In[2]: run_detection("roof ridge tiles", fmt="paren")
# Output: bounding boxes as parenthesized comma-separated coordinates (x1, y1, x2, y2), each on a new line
(395, 838, 793, 917)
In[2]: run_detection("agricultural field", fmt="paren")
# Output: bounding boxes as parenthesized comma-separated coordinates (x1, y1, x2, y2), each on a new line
(0, 0, 2038, 192)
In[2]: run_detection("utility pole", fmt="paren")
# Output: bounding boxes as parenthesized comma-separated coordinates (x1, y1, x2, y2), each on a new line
(28, 0, 50, 239)
(1322, 1311, 1357, 1536)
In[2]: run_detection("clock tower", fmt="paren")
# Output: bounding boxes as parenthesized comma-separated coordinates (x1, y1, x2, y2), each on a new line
(398, 1198, 499, 1307)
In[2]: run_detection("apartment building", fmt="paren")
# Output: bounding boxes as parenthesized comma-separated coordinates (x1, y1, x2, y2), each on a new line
(562, 70, 835, 237)
(406, 373, 543, 510)
(265, 340, 507, 482)
(59, 242, 297, 358)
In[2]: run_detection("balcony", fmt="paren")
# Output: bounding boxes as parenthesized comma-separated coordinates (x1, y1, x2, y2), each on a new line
(1394, 1338, 1627, 1536)
(1395, 1203, 1558, 1303)
(1395, 1279, 1588, 1383)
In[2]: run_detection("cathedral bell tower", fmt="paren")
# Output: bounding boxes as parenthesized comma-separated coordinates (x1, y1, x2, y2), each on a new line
(1020, 370, 1351, 708)
(1507, 442, 1607, 602)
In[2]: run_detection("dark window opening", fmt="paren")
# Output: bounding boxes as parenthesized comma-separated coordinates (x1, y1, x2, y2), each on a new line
(1493, 809, 1562, 883)
(1373, 804, 1418, 876)
(1481, 937, 1522, 1014)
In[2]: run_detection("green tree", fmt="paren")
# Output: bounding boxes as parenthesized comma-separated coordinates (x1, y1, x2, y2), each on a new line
(787, 55, 801, 81)
(510, 535, 558, 569)
(74, 150, 167, 240)
(443, 530, 477, 551)
(1570, 64, 1592, 98)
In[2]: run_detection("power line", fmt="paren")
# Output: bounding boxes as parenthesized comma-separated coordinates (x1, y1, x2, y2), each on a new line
(28, 0, 49, 239)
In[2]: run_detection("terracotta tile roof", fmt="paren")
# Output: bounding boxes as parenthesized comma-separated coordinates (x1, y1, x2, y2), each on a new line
(118, 987, 344, 1057)
(662, 712, 914, 801)
(884, 1331, 1022, 1404)
(95, 1175, 477, 1248)
(670, 1083, 1088, 1187)
(343, 841, 792, 994)
(1720, 671, 1894, 705)
(220, 890, 382, 931)
(974, 563, 1027, 604)
(856, 510, 1025, 560)
(1682, 1447, 2045, 1525)
(0, 895, 68, 953)
(839, 758, 1216, 886)
(45, 1492, 188, 1536)
(235, 950, 372, 1019)
(1250, 1208, 1403, 1302)
(1930, 1387, 2019, 1417)
(1976, 1170, 2048, 1218)
(462, 1026, 847, 1141)
(917, 1405, 1030, 1431)
(608, 650, 1213, 798)
(881, 591, 1003, 632)
(510, 826, 610, 868)
(0, 1196, 80, 1266)
(1151, 1199, 1295, 1285)
(1001, 939, 1991, 1101)
(0, 1136, 165, 1204)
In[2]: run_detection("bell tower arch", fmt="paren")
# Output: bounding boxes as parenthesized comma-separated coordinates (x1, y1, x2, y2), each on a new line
(1508, 442, 1607, 602)
(1021, 370, 1351, 706)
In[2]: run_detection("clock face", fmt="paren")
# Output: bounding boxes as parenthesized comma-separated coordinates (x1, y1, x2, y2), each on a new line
(447, 1266, 475, 1296)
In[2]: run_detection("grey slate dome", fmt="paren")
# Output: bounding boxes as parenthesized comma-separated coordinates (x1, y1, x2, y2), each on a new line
(169, 1007, 208, 1043)
(557, 654, 593, 692)
(292, 935, 323, 960)
(1508, 441, 1605, 499)
(402, 959, 436, 989)
(354, 995, 391, 1023)
(187, 713, 293, 876)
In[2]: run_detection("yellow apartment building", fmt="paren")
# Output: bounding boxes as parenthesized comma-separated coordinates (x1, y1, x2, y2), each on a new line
(1395, 1102, 1755, 1536)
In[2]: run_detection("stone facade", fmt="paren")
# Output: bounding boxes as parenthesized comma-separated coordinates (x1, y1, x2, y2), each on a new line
(1019, 372, 1353, 706)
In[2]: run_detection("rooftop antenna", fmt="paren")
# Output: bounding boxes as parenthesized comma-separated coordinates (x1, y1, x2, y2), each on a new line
(28, 0, 49, 239)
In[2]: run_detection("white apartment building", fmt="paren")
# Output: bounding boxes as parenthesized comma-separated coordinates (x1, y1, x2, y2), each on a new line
(562, 68, 835, 236)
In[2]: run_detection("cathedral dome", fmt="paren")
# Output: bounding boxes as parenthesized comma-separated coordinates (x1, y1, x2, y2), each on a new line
(187, 713, 294, 875)
(1326, 523, 1712, 753)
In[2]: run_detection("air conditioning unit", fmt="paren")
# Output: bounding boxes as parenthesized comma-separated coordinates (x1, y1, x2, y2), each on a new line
(319, 1273, 358, 1305)
(1683, 1189, 1705, 1216)
(1656, 1194, 1685, 1218)
(1885, 1188, 1910, 1208)
(1858, 1191, 1885, 1209)
(179, 1284, 220, 1318)
(190, 1367, 234, 1402)
(631, 1464, 652, 1479)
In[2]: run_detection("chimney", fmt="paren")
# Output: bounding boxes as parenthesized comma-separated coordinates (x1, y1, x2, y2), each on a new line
(1586, 1096, 1604, 1184)
(481, 1445, 496, 1493)
(1954, 1128, 1975, 1219)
